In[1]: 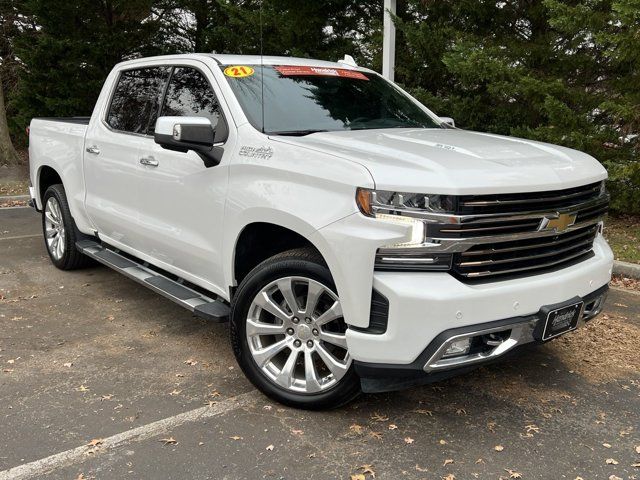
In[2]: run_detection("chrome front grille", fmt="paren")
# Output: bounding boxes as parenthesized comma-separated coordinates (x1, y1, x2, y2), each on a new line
(452, 225, 599, 279)
(456, 182, 603, 214)
(369, 181, 609, 281)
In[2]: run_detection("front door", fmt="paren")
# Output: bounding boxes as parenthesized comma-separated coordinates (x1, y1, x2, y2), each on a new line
(133, 63, 231, 296)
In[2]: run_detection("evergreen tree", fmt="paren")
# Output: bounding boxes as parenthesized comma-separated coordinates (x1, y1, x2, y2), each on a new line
(392, 0, 639, 212)
(11, 0, 169, 128)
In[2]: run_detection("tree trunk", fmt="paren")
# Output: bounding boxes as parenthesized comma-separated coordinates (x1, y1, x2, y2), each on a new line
(0, 73, 20, 166)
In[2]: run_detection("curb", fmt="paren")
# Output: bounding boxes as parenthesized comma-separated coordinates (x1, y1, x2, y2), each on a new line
(613, 260, 640, 280)
(0, 194, 30, 205)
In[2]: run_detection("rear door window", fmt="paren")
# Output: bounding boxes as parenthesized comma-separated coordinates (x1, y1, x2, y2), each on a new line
(160, 67, 221, 129)
(106, 67, 171, 135)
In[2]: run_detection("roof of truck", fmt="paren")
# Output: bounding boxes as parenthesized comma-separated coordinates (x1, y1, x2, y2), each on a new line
(115, 53, 373, 72)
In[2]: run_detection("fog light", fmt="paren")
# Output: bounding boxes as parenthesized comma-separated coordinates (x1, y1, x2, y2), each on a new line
(442, 338, 471, 358)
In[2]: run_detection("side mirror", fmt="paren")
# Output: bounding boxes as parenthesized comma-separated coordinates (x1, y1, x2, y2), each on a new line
(154, 116, 228, 167)
(439, 117, 455, 128)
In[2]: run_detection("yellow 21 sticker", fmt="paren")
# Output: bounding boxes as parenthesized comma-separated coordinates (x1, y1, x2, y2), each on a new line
(224, 66, 255, 78)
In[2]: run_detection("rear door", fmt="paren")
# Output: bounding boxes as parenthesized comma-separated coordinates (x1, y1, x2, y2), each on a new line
(83, 66, 171, 251)
(132, 63, 231, 295)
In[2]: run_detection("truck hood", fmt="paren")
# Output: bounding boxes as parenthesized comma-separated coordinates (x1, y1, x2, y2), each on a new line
(272, 128, 607, 195)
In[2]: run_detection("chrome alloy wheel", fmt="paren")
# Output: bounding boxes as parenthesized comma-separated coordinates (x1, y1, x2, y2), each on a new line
(44, 197, 66, 260)
(245, 276, 351, 393)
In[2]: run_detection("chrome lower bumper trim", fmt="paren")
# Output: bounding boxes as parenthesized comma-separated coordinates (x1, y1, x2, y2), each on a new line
(423, 288, 608, 372)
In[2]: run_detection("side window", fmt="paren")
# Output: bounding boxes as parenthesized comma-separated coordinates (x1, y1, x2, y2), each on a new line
(161, 67, 221, 129)
(106, 67, 170, 135)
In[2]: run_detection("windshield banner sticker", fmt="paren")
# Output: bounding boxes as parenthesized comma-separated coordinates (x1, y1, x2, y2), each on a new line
(224, 66, 255, 78)
(274, 65, 368, 81)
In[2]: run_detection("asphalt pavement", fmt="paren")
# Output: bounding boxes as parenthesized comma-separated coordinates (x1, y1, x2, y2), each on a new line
(1, 207, 639, 480)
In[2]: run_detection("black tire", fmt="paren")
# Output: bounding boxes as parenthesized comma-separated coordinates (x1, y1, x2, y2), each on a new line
(41, 184, 92, 270)
(230, 247, 361, 410)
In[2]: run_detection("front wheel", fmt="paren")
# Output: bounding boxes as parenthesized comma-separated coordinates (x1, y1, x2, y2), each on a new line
(230, 248, 360, 409)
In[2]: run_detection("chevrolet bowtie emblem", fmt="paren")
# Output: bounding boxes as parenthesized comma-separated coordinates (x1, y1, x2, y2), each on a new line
(539, 212, 577, 232)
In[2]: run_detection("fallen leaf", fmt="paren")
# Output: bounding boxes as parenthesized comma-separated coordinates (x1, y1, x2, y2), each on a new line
(349, 424, 364, 435)
(414, 409, 433, 416)
(439, 439, 447, 445)
(266, 444, 274, 451)
(350, 475, 366, 480)
(388, 424, 398, 430)
(159, 437, 177, 445)
(87, 438, 103, 447)
(76, 385, 89, 392)
(631, 462, 640, 468)
(63, 362, 73, 368)
(443, 459, 453, 466)
(494, 445, 504, 452)
(608, 476, 622, 480)
(505, 469, 522, 478)
(101, 394, 114, 401)
(605, 458, 619, 465)
(525, 424, 540, 434)
(229, 435, 242, 440)
(358, 464, 376, 478)
(603, 443, 612, 448)
(404, 437, 414, 444)
(7, 359, 15, 364)
(415, 464, 428, 472)
(369, 431, 383, 440)
(291, 429, 304, 436)
(442, 474, 455, 480)
(76, 474, 85, 480)
(169, 389, 182, 396)
(475, 458, 484, 464)
(455, 408, 467, 415)
(635, 445, 640, 454)
(209, 390, 220, 397)
(371, 413, 389, 422)
(184, 359, 198, 366)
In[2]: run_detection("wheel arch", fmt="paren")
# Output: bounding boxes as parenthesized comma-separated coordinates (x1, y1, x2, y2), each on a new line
(37, 164, 63, 206)
(229, 219, 335, 296)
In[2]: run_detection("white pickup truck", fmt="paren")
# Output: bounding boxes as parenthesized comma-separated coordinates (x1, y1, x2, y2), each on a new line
(28, 54, 613, 409)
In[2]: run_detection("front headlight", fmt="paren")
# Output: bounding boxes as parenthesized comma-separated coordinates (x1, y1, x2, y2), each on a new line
(356, 188, 454, 271)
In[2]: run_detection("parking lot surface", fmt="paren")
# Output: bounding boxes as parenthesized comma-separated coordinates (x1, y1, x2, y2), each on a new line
(1, 207, 639, 479)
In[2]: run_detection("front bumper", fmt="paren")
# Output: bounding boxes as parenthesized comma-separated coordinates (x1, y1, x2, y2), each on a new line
(346, 234, 613, 390)
(354, 284, 608, 392)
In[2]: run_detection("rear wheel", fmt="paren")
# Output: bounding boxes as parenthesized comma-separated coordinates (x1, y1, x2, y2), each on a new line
(230, 248, 360, 409)
(42, 184, 92, 270)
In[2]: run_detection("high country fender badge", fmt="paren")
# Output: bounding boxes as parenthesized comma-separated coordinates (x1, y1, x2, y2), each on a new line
(538, 212, 577, 233)
(238, 146, 274, 159)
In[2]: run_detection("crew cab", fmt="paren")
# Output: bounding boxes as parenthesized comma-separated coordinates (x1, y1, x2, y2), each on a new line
(28, 54, 613, 409)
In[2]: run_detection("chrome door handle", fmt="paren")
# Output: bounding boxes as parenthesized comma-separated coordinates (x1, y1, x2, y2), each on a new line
(86, 145, 100, 155)
(139, 156, 159, 167)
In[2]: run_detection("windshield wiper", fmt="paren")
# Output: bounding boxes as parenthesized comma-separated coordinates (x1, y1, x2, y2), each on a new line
(268, 129, 329, 136)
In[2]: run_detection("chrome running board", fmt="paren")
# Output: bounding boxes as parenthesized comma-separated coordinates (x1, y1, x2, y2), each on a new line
(76, 240, 229, 322)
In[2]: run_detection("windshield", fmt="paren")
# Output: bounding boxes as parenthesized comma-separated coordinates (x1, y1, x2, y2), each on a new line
(221, 65, 442, 135)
